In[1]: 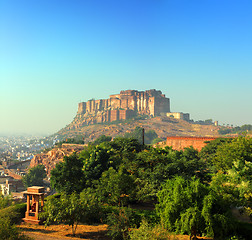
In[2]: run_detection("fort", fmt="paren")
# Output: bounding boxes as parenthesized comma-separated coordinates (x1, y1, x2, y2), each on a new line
(76, 89, 171, 125)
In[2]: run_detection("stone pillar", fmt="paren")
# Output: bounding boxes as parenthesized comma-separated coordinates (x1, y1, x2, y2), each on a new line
(41, 195, 44, 212)
(27, 195, 30, 212)
(35, 195, 39, 213)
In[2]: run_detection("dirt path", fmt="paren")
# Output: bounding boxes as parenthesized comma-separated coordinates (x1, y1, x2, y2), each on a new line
(23, 232, 76, 240)
(18, 223, 110, 240)
(19, 223, 213, 240)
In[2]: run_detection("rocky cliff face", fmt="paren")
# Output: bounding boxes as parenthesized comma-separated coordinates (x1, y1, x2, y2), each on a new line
(68, 89, 170, 128)
(30, 144, 85, 176)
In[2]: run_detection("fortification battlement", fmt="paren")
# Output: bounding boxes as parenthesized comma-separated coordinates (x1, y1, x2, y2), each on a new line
(78, 89, 170, 117)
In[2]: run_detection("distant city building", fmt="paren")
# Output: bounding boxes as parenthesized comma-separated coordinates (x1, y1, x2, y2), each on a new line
(0, 177, 25, 196)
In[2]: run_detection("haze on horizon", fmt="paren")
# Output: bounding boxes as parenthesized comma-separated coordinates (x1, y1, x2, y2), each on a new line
(0, 0, 251, 136)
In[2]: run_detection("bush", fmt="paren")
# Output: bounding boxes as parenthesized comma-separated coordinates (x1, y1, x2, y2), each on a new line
(129, 220, 177, 240)
(131, 209, 159, 226)
(0, 203, 26, 224)
(0, 195, 11, 209)
(106, 207, 138, 240)
(0, 215, 31, 240)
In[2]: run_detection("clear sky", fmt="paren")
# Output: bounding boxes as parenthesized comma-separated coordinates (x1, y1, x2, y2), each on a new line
(0, 0, 251, 135)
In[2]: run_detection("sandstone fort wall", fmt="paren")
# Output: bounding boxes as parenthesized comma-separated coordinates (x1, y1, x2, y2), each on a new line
(77, 89, 170, 124)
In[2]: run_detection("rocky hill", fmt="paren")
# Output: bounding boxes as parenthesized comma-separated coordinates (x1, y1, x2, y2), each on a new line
(30, 144, 85, 176)
(55, 89, 220, 142)
(57, 116, 220, 143)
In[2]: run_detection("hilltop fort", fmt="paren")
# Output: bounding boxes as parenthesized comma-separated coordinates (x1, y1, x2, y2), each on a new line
(62, 89, 190, 132)
(75, 89, 172, 125)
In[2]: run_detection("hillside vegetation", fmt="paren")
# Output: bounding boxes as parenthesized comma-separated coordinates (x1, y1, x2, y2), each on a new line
(38, 135, 252, 240)
(57, 116, 220, 142)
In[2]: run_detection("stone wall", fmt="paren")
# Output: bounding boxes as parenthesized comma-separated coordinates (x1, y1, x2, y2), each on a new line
(165, 136, 217, 151)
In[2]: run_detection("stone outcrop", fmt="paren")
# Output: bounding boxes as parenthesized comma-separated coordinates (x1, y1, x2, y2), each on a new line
(71, 89, 170, 127)
(30, 144, 85, 176)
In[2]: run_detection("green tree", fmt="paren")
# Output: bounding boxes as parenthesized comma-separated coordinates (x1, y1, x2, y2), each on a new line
(80, 144, 115, 186)
(50, 153, 85, 193)
(109, 137, 143, 153)
(200, 137, 232, 165)
(42, 192, 84, 236)
(124, 126, 144, 144)
(213, 136, 252, 171)
(79, 188, 103, 223)
(156, 176, 236, 239)
(210, 160, 252, 217)
(145, 129, 158, 144)
(22, 164, 46, 188)
(156, 176, 208, 235)
(96, 167, 135, 206)
(91, 135, 112, 145)
(128, 146, 207, 202)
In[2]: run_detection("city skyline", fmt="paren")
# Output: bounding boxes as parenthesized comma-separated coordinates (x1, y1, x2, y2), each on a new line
(1, 0, 252, 135)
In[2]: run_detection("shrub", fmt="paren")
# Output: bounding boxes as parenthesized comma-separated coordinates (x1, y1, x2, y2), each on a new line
(129, 219, 177, 240)
(0, 216, 32, 240)
(106, 207, 137, 240)
(0, 195, 11, 209)
(0, 203, 26, 224)
(131, 208, 159, 225)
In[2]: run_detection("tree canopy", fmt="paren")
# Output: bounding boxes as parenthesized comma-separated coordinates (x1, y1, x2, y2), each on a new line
(50, 153, 85, 194)
(46, 135, 252, 239)
(22, 164, 46, 188)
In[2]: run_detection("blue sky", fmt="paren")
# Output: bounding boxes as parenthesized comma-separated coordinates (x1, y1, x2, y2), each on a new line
(0, 0, 251, 135)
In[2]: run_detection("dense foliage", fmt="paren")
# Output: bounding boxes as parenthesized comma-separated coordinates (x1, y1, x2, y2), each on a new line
(0, 203, 30, 240)
(56, 135, 85, 146)
(50, 152, 85, 193)
(22, 164, 46, 188)
(45, 135, 252, 239)
(218, 124, 252, 135)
